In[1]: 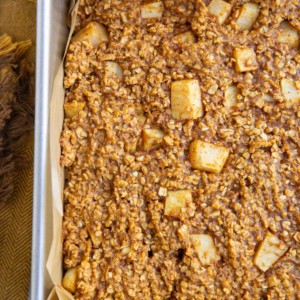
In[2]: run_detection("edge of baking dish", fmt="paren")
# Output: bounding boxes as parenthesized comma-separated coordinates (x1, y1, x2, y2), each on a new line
(31, 1, 69, 299)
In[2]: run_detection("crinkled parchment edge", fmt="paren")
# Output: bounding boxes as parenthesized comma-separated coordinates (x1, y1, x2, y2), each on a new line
(47, 1, 79, 299)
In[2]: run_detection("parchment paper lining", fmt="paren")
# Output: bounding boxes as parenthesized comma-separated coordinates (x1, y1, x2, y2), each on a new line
(47, 1, 79, 299)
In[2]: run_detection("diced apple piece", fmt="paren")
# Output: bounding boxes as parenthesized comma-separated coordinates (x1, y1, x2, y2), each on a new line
(171, 79, 203, 120)
(176, 31, 197, 45)
(86, 226, 102, 247)
(142, 128, 165, 150)
(262, 93, 274, 102)
(207, 0, 232, 25)
(177, 224, 189, 241)
(277, 21, 299, 48)
(72, 22, 109, 47)
(224, 85, 239, 107)
(189, 140, 229, 173)
(164, 190, 192, 218)
(236, 3, 260, 31)
(84, 212, 102, 247)
(125, 138, 139, 153)
(254, 231, 288, 272)
(105, 61, 123, 80)
(64, 101, 85, 119)
(141, 2, 164, 19)
(191, 234, 220, 266)
(135, 103, 147, 125)
(281, 78, 300, 107)
(135, 103, 144, 115)
(62, 267, 78, 293)
(233, 47, 258, 72)
(137, 115, 147, 125)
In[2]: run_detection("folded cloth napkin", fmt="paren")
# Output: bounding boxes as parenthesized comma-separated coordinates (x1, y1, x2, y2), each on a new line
(0, 1, 35, 298)
(0, 34, 33, 204)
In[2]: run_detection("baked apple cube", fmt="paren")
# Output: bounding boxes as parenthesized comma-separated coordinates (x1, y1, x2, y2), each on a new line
(277, 21, 299, 48)
(233, 47, 258, 72)
(176, 31, 197, 45)
(262, 93, 274, 102)
(141, 2, 164, 19)
(171, 79, 203, 120)
(62, 267, 78, 293)
(207, 0, 232, 25)
(224, 85, 239, 107)
(64, 101, 85, 119)
(135, 103, 147, 125)
(87, 226, 102, 247)
(72, 22, 109, 47)
(125, 138, 139, 153)
(105, 61, 123, 80)
(135, 103, 144, 115)
(281, 78, 300, 107)
(191, 234, 220, 266)
(189, 140, 229, 173)
(142, 128, 165, 150)
(164, 190, 192, 218)
(137, 115, 147, 125)
(254, 231, 288, 272)
(236, 3, 260, 31)
(84, 211, 102, 247)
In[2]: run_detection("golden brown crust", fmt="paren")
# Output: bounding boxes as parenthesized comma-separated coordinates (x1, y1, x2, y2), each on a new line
(61, 1, 300, 299)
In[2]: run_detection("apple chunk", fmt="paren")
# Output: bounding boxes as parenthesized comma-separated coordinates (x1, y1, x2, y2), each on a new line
(224, 85, 239, 107)
(207, 0, 232, 25)
(142, 128, 165, 151)
(105, 61, 123, 80)
(277, 21, 299, 48)
(125, 138, 139, 153)
(141, 2, 164, 19)
(236, 3, 260, 31)
(171, 79, 203, 120)
(176, 31, 197, 45)
(262, 93, 274, 102)
(164, 190, 192, 218)
(191, 234, 220, 266)
(86, 225, 102, 247)
(189, 141, 229, 173)
(62, 267, 78, 293)
(64, 101, 85, 119)
(233, 47, 258, 72)
(72, 22, 109, 47)
(254, 231, 288, 272)
(135, 103, 147, 126)
(281, 78, 300, 107)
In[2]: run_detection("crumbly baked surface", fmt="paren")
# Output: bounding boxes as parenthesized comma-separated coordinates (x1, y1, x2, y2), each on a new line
(61, 1, 300, 299)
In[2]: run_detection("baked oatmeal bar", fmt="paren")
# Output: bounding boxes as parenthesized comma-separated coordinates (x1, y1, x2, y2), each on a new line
(60, 0, 300, 299)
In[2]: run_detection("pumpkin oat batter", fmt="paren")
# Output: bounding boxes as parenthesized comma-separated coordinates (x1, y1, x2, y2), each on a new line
(61, 0, 300, 299)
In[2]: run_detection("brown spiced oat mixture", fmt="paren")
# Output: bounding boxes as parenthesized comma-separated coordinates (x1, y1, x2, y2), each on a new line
(61, 0, 300, 299)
